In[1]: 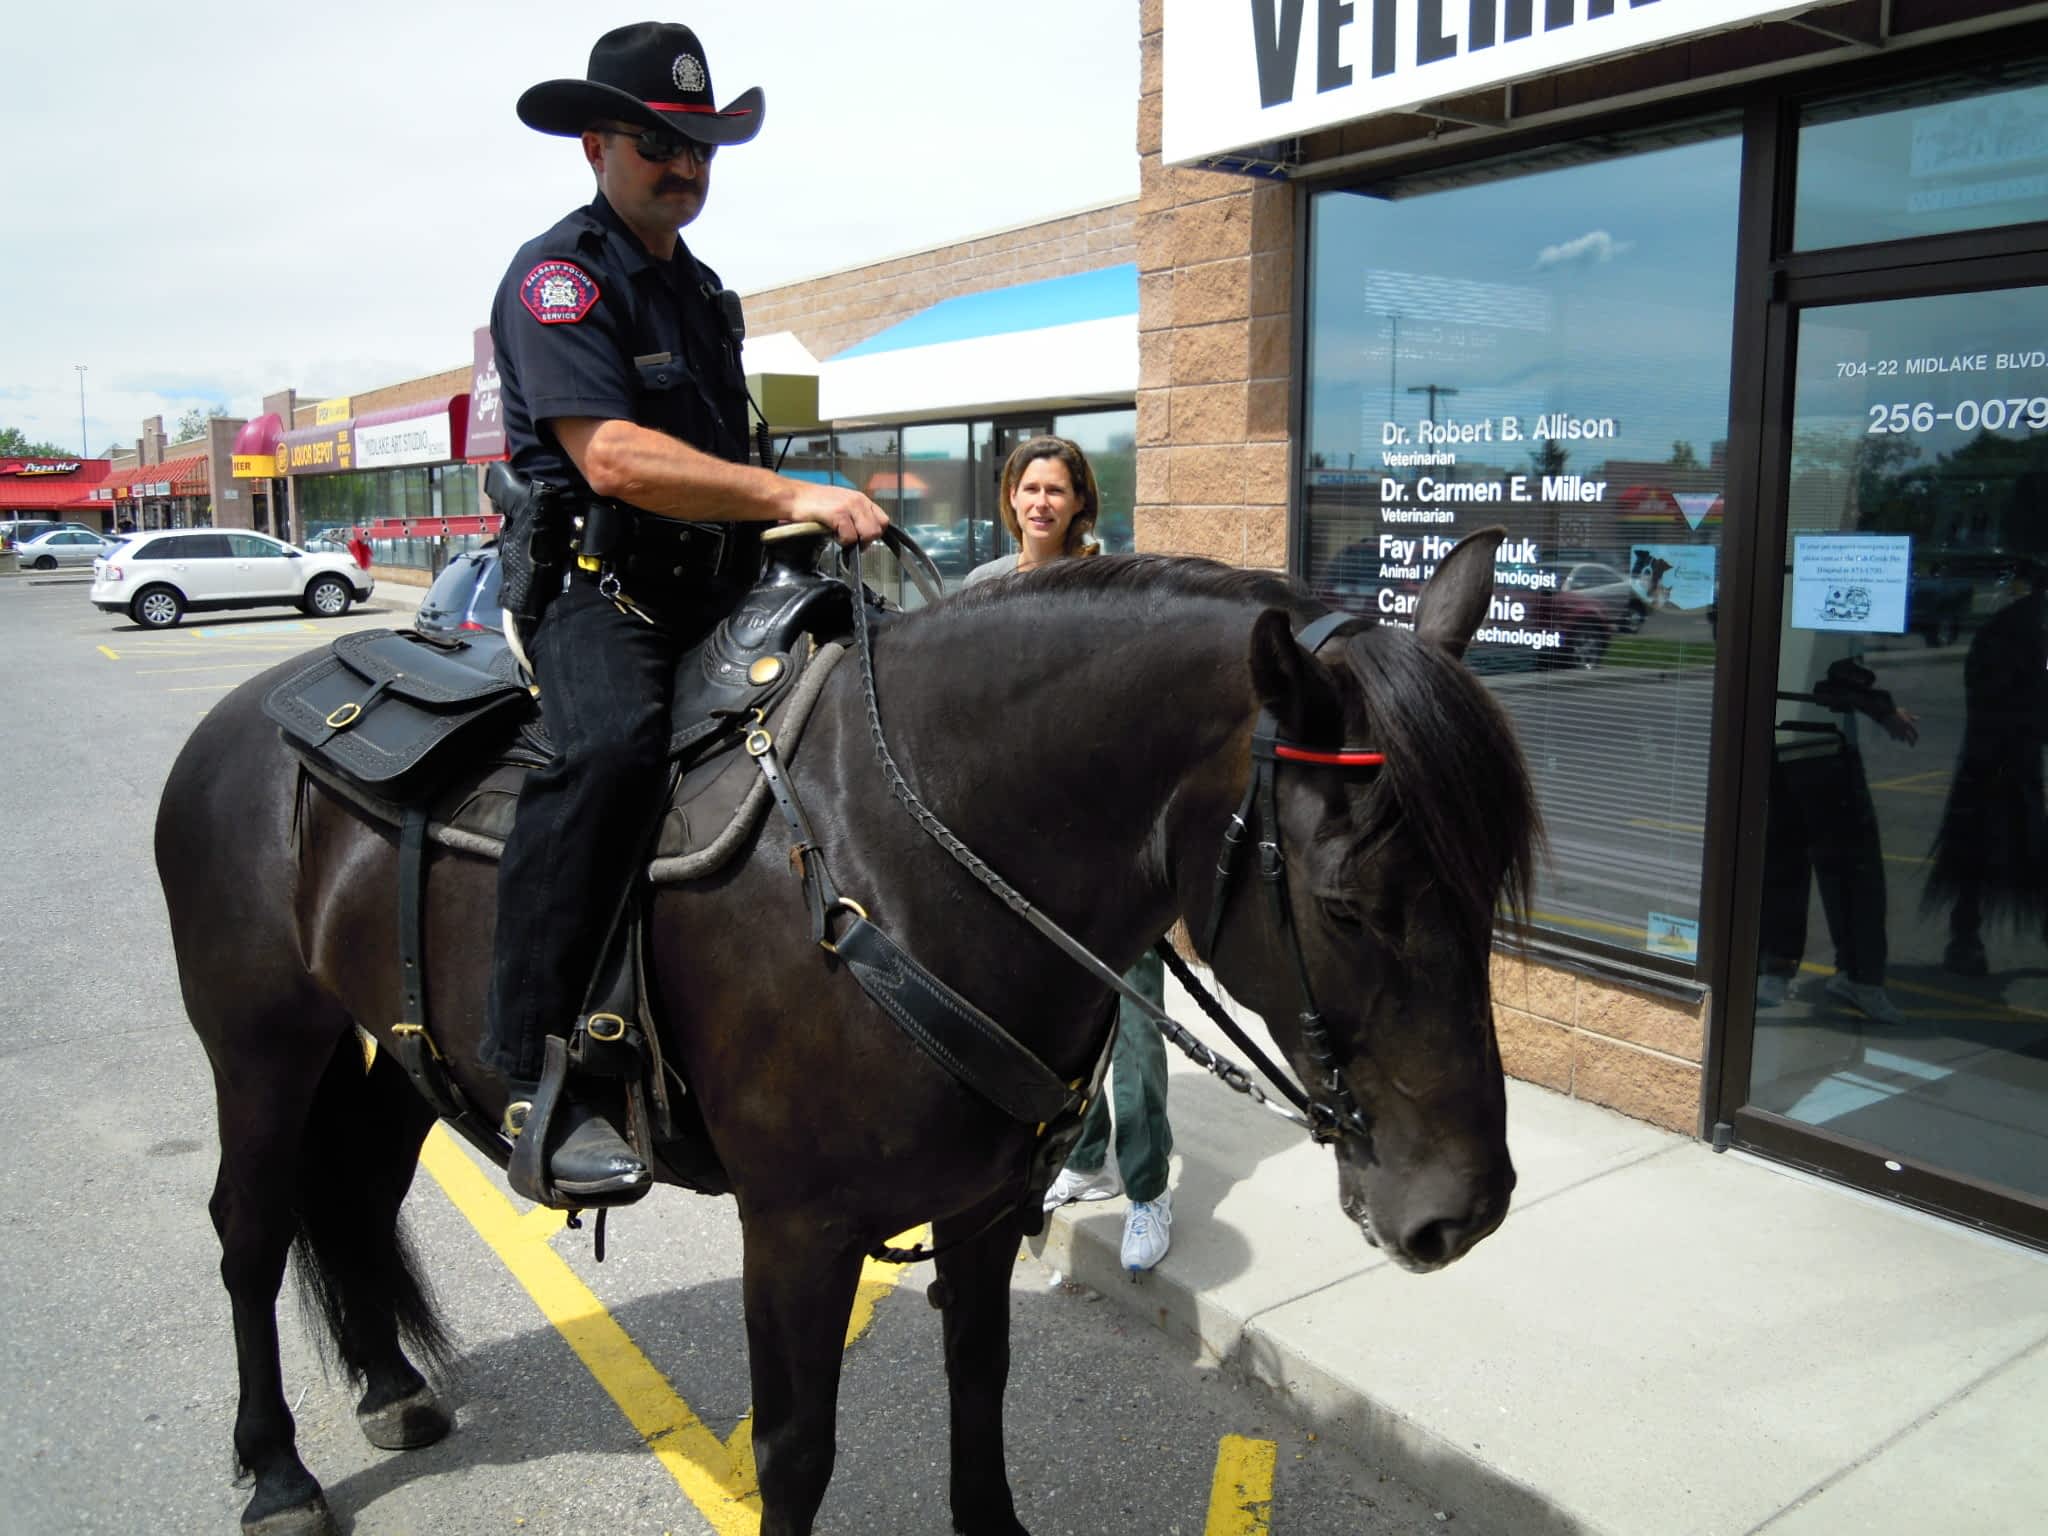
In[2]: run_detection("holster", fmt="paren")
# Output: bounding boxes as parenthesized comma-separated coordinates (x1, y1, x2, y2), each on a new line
(487, 462, 571, 625)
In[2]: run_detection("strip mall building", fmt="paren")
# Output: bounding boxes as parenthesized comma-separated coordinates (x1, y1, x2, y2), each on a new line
(92, 0, 2048, 1249)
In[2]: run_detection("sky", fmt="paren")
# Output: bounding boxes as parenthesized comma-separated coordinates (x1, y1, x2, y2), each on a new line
(0, 1, 1139, 457)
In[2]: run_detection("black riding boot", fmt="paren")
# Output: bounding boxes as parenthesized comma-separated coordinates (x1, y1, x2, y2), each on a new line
(505, 1076, 651, 1208)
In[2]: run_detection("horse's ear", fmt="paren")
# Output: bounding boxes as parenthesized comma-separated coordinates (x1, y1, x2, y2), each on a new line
(1248, 609, 1343, 741)
(1414, 525, 1503, 659)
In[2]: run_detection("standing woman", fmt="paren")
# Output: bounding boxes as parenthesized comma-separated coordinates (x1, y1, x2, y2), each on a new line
(965, 436, 1176, 1272)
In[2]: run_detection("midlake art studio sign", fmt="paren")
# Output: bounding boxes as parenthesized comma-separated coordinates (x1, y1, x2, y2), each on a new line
(1162, 0, 1821, 164)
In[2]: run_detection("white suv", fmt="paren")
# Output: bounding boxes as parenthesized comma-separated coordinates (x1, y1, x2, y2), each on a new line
(91, 528, 375, 629)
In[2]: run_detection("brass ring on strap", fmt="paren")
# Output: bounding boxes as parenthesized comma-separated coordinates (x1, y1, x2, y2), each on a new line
(585, 1012, 627, 1043)
(325, 701, 363, 729)
(819, 895, 872, 955)
(746, 727, 775, 757)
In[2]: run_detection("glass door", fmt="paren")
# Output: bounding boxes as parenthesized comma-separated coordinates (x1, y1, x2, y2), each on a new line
(1741, 283, 2048, 1236)
(977, 419, 1054, 571)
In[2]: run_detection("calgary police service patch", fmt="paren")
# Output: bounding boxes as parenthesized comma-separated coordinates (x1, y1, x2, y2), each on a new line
(520, 260, 600, 324)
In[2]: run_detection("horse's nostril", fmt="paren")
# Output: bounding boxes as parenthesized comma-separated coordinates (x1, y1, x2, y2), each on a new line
(1402, 1218, 1464, 1267)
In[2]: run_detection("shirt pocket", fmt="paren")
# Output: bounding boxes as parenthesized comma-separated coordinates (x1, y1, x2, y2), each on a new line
(632, 352, 711, 444)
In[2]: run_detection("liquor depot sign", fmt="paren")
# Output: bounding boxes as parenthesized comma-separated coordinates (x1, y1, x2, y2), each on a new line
(1162, 0, 1821, 164)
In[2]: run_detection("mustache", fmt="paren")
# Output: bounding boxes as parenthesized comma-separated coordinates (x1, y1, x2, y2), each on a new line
(655, 175, 699, 195)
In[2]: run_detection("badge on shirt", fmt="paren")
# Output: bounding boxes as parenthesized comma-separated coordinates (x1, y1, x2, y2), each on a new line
(519, 260, 600, 325)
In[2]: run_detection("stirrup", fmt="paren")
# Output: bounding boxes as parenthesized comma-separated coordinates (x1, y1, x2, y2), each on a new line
(505, 1037, 651, 1210)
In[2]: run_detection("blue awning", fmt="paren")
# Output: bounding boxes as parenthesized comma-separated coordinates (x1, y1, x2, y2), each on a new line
(833, 264, 1138, 360)
(819, 263, 1138, 423)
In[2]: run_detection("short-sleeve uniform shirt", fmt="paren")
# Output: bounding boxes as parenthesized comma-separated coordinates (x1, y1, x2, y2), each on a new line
(490, 192, 750, 499)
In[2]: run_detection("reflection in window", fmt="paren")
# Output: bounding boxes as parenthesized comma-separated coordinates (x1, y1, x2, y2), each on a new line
(1798, 69, 2048, 251)
(1750, 287, 2048, 1201)
(1303, 128, 1739, 962)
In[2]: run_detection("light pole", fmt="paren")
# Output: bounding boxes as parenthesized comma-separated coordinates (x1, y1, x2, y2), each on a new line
(74, 364, 87, 457)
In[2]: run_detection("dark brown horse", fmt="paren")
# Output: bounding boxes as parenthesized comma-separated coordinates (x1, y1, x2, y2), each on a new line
(158, 531, 1537, 1535)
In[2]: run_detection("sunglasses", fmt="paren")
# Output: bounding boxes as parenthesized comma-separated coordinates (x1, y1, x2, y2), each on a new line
(604, 123, 715, 165)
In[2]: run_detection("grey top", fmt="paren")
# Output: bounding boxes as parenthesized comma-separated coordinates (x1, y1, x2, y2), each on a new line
(962, 553, 1021, 587)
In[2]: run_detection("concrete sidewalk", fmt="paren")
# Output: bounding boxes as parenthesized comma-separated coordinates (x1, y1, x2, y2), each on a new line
(1035, 982, 2048, 1536)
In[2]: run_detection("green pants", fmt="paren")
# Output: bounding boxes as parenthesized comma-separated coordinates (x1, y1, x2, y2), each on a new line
(1067, 950, 1173, 1202)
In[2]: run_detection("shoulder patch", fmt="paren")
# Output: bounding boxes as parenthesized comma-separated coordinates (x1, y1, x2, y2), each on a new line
(520, 260, 600, 325)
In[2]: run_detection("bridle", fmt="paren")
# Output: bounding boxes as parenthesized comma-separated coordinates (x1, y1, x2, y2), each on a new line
(832, 541, 1386, 1153)
(1188, 608, 1381, 1149)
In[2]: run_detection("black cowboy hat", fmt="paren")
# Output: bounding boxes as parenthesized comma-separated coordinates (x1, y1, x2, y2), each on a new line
(517, 22, 764, 147)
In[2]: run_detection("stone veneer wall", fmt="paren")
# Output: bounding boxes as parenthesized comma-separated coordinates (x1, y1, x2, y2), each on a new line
(1132, 0, 1292, 569)
(741, 203, 1135, 363)
(1136, 0, 1706, 1136)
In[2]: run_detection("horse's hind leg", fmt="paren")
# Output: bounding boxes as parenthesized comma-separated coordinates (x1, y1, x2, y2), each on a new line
(207, 1018, 350, 1535)
(739, 1212, 867, 1536)
(934, 1204, 1034, 1536)
(295, 1038, 453, 1452)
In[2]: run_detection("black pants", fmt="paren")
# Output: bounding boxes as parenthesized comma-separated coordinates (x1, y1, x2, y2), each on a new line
(1759, 743, 1888, 987)
(481, 575, 720, 1082)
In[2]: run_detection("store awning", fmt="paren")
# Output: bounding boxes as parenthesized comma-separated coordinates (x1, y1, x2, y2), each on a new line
(353, 396, 469, 470)
(819, 264, 1137, 423)
(0, 479, 109, 511)
(93, 456, 208, 501)
(232, 413, 284, 478)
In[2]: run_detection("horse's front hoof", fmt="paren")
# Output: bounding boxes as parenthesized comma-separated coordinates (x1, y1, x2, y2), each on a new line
(357, 1384, 453, 1450)
(242, 1492, 337, 1536)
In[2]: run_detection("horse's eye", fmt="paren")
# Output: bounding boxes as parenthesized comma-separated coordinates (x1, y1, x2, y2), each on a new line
(1319, 896, 1363, 929)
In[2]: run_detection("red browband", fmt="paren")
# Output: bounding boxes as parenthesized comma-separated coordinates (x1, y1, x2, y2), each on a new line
(644, 101, 754, 115)
(1273, 745, 1385, 767)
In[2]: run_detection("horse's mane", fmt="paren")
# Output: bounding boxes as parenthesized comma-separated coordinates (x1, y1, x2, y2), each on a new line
(929, 553, 1540, 936)
(941, 552, 1319, 619)
(1338, 625, 1541, 937)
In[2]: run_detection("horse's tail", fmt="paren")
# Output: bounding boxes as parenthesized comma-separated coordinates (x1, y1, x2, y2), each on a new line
(289, 1034, 456, 1387)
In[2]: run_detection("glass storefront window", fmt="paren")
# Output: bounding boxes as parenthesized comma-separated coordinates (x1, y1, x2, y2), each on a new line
(1749, 285, 2048, 1200)
(900, 424, 973, 592)
(1303, 129, 1740, 962)
(1055, 408, 1138, 554)
(1797, 71, 2048, 252)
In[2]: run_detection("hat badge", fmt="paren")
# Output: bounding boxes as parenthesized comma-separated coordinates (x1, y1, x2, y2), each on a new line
(671, 53, 706, 93)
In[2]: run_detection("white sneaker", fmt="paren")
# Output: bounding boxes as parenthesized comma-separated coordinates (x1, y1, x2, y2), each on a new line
(1755, 973, 1791, 1006)
(1121, 1190, 1173, 1272)
(1824, 973, 1906, 1027)
(1043, 1162, 1122, 1213)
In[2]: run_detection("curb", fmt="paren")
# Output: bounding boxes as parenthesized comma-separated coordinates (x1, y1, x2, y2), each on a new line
(1032, 1205, 1593, 1536)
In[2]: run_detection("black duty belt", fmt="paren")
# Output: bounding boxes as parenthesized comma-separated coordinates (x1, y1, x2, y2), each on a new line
(572, 505, 757, 608)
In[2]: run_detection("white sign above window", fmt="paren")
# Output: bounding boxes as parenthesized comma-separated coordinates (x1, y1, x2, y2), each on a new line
(353, 412, 454, 470)
(1163, 0, 1822, 165)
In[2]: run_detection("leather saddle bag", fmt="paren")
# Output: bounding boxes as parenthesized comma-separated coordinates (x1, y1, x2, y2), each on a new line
(264, 629, 533, 801)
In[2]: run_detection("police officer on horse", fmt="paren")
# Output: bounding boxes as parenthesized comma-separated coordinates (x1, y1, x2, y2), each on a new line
(483, 20, 888, 1208)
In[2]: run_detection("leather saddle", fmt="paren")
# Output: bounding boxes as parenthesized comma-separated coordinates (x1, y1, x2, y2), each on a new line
(265, 543, 856, 871)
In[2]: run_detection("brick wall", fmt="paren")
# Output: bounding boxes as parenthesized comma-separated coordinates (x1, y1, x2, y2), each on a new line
(351, 366, 471, 417)
(741, 202, 1135, 362)
(1133, 0, 1292, 568)
(1492, 955, 1706, 1135)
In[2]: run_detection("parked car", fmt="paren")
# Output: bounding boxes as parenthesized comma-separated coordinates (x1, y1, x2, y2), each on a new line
(0, 519, 58, 550)
(13, 527, 115, 570)
(1543, 560, 1649, 634)
(414, 544, 504, 638)
(90, 528, 375, 629)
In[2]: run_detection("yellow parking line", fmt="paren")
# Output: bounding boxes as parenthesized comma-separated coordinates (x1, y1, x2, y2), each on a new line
(419, 1127, 762, 1532)
(1205, 1434, 1277, 1534)
(419, 1128, 931, 1532)
(97, 644, 120, 661)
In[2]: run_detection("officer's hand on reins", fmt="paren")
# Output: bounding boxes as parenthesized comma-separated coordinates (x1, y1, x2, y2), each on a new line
(787, 483, 891, 547)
